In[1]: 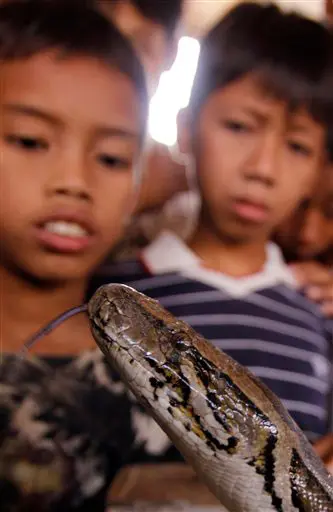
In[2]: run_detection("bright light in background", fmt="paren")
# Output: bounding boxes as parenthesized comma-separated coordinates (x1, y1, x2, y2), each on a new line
(148, 37, 200, 147)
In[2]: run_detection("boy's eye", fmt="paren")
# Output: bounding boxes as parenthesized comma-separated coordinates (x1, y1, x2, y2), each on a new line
(97, 153, 131, 170)
(223, 119, 252, 133)
(5, 134, 48, 151)
(287, 140, 312, 157)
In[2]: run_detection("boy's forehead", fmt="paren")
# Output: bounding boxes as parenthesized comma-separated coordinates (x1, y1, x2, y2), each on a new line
(205, 75, 325, 133)
(0, 51, 142, 139)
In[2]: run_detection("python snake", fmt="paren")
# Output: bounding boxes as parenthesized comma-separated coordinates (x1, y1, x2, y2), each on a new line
(23, 283, 333, 511)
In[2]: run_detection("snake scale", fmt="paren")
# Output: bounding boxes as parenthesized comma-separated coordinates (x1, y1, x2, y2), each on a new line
(22, 283, 333, 511)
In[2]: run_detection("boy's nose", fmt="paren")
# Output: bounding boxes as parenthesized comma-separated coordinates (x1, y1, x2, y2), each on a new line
(46, 154, 92, 202)
(53, 184, 91, 201)
(243, 132, 278, 187)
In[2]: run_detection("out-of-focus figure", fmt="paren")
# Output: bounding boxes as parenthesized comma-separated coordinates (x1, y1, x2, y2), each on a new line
(276, 163, 333, 266)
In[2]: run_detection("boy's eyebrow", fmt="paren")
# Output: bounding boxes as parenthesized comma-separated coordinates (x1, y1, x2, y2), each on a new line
(95, 126, 139, 139)
(241, 107, 315, 135)
(4, 103, 63, 126)
(287, 122, 312, 134)
(241, 107, 268, 124)
(3, 103, 140, 139)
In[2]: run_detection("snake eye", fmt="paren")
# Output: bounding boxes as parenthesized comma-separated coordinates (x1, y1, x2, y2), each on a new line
(175, 339, 189, 352)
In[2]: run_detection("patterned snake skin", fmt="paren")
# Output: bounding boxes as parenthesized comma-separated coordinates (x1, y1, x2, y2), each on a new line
(88, 283, 333, 512)
(5, 282, 333, 511)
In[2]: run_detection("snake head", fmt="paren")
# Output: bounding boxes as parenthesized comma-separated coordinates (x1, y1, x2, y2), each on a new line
(87, 284, 197, 399)
(88, 283, 186, 355)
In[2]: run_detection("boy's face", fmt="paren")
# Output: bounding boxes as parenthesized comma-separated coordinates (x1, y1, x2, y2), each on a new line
(0, 52, 142, 283)
(276, 165, 333, 260)
(181, 74, 325, 246)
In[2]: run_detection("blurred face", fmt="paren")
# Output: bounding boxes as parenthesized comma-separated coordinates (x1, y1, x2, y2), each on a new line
(276, 165, 333, 261)
(0, 52, 142, 283)
(99, 0, 176, 94)
(181, 74, 325, 246)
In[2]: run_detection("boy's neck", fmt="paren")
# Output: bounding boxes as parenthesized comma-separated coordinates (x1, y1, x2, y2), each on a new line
(0, 266, 93, 355)
(188, 222, 268, 278)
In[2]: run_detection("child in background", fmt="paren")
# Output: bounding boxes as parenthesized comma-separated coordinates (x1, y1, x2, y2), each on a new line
(276, 157, 333, 248)
(98, 1, 333, 319)
(94, 1, 333, 456)
(275, 151, 333, 305)
(278, 165, 333, 266)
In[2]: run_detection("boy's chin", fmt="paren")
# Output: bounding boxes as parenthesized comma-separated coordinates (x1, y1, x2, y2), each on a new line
(12, 259, 94, 288)
(215, 225, 262, 246)
(213, 216, 272, 246)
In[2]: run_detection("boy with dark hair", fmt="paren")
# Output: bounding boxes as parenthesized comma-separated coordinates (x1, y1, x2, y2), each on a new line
(0, 1, 153, 509)
(0, 0, 148, 351)
(276, 164, 333, 265)
(275, 169, 333, 327)
(95, 1, 333, 461)
(275, 134, 333, 263)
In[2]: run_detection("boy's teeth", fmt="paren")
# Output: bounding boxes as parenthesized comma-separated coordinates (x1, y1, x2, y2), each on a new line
(44, 221, 88, 237)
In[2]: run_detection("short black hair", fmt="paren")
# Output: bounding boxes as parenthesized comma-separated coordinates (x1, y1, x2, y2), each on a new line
(54, 0, 184, 40)
(0, 0, 148, 135)
(190, 2, 333, 129)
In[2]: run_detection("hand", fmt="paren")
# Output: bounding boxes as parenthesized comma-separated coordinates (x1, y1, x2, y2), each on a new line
(289, 261, 333, 317)
(313, 434, 333, 474)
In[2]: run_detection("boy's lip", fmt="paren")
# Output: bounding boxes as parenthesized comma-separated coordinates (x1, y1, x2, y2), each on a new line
(36, 211, 96, 235)
(34, 210, 97, 254)
(231, 196, 271, 223)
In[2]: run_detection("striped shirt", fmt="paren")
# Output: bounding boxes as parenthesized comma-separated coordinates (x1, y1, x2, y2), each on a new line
(90, 231, 333, 443)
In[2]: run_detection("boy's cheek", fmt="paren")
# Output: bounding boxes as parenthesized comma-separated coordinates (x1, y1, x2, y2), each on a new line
(96, 181, 137, 247)
(276, 170, 318, 223)
(0, 171, 36, 223)
(274, 199, 303, 229)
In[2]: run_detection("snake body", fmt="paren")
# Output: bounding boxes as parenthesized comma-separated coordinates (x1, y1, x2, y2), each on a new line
(87, 283, 333, 512)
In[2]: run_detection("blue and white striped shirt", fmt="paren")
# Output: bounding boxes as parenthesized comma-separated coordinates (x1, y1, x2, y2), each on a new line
(90, 231, 333, 442)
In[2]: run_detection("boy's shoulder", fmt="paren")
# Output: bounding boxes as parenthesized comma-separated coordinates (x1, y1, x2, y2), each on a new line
(87, 248, 199, 302)
(87, 258, 148, 298)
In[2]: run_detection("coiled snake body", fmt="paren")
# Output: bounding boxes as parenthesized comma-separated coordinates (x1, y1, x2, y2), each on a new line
(25, 284, 333, 511)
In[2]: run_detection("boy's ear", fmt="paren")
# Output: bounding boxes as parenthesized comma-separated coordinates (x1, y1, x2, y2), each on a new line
(177, 107, 192, 157)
